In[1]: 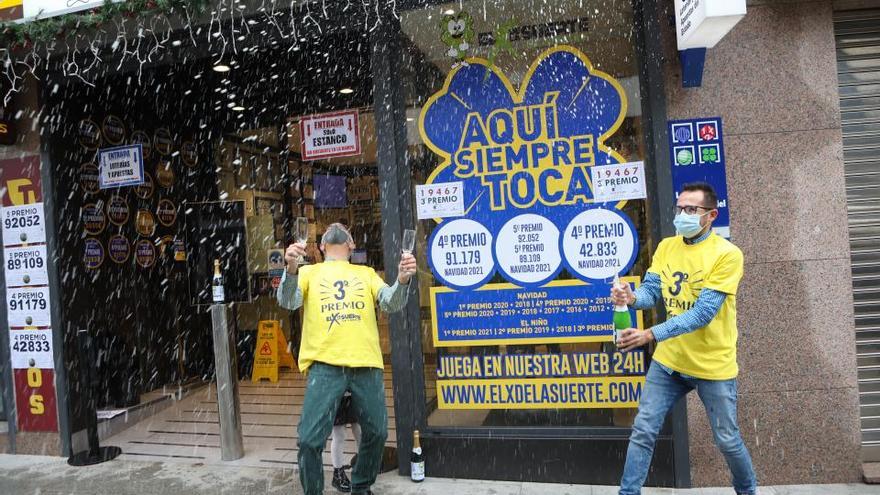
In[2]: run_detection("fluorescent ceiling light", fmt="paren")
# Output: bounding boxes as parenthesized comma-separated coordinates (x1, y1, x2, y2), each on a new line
(232, 106, 246, 112)
(212, 64, 231, 73)
(444, 9, 455, 14)
(339, 88, 354, 94)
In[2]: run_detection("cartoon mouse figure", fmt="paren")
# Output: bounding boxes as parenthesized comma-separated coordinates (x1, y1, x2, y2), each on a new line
(440, 11, 475, 67)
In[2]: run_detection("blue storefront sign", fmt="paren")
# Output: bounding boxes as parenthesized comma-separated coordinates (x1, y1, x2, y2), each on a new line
(419, 46, 645, 347)
(667, 117, 730, 238)
(417, 44, 651, 410)
(420, 46, 640, 290)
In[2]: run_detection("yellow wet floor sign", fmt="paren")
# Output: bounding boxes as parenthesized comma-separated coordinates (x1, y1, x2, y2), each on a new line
(252, 321, 279, 383)
(277, 328, 296, 370)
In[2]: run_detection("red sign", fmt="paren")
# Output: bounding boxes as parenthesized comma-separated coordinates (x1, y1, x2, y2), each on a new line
(2, 154, 57, 432)
(1, 155, 42, 206)
(698, 123, 717, 141)
(13, 368, 58, 432)
(299, 110, 361, 160)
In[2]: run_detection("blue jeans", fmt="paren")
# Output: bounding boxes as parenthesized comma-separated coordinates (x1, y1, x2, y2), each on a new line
(619, 362, 757, 495)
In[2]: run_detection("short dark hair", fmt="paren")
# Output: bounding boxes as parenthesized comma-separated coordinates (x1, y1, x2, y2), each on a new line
(681, 182, 718, 209)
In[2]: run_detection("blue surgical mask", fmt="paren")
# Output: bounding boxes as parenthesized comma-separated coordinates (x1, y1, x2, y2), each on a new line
(674, 212, 706, 238)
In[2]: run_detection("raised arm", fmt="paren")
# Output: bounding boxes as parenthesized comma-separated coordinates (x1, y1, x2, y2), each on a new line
(277, 243, 307, 311)
(277, 271, 304, 311)
(375, 251, 417, 313)
(378, 281, 409, 313)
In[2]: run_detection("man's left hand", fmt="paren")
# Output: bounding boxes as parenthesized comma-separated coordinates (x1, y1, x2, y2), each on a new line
(398, 253, 417, 284)
(617, 328, 654, 352)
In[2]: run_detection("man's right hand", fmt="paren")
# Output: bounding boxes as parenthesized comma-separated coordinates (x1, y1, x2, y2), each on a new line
(284, 242, 307, 274)
(611, 281, 635, 306)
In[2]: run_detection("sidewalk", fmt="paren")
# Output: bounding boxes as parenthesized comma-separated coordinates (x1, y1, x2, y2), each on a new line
(0, 453, 876, 495)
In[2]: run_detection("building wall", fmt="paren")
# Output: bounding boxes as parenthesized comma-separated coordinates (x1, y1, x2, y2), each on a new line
(659, 0, 863, 485)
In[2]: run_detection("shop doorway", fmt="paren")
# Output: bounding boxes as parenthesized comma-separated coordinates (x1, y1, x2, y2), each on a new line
(42, 5, 397, 467)
(102, 369, 397, 467)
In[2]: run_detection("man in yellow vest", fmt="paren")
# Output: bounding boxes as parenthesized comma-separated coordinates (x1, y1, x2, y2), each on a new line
(613, 183, 757, 495)
(278, 223, 416, 495)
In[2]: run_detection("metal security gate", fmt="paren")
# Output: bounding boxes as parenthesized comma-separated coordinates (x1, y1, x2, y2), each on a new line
(835, 8, 880, 462)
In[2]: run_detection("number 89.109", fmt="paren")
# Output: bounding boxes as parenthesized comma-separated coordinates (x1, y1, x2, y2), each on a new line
(7, 258, 44, 270)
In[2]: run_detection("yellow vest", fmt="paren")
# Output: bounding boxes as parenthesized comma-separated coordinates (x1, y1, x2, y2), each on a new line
(297, 260, 387, 372)
(649, 233, 744, 380)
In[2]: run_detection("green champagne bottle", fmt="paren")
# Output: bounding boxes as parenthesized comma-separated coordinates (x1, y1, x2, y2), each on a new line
(613, 275, 631, 346)
(411, 430, 425, 482)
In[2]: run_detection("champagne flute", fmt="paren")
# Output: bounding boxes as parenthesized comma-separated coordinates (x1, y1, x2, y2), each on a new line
(401, 228, 416, 281)
(295, 217, 309, 264)
(402, 229, 416, 255)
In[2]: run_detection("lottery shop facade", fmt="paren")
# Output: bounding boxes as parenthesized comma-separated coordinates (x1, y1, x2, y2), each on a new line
(0, 0, 869, 489)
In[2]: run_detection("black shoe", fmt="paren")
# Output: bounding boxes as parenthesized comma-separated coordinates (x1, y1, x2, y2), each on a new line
(332, 468, 352, 493)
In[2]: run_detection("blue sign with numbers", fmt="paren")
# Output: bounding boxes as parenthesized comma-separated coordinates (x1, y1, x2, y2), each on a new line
(667, 117, 730, 238)
(430, 279, 642, 346)
(420, 46, 640, 291)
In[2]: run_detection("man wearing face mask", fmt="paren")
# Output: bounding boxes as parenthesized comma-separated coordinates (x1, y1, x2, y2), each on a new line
(613, 182, 757, 495)
(277, 223, 417, 495)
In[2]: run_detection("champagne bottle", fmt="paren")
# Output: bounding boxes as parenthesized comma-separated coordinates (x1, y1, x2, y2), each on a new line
(612, 274, 631, 346)
(211, 259, 225, 303)
(410, 430, 425, 482)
